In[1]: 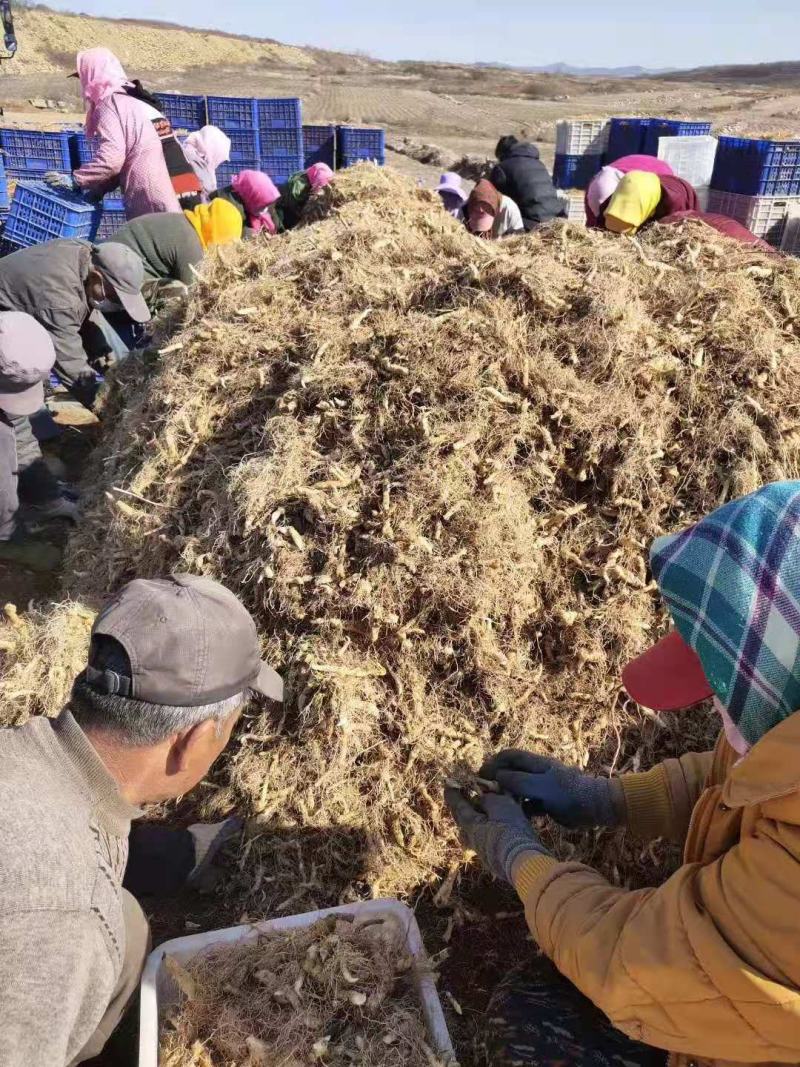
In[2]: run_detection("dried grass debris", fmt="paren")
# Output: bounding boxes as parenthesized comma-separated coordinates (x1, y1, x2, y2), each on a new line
(160, 914, 448, 1067)
(3, 164, 800, 919)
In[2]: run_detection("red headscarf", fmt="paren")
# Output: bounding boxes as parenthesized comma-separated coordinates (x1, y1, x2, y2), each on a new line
(656, 176, 700, 218)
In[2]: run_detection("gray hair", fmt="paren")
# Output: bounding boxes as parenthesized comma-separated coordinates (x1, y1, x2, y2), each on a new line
(69, 677, 246, 746)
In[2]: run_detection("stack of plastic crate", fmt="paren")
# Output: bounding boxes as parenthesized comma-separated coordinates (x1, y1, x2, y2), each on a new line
(92, 191, 127, 240)
(3, 180, 99, 251)
(708, 137, 800, 247)
(0, 128, 72, 180)
(558, 190, 587, 223)
(303, 125, 336, 170)
(643, 119, 712, 156)
(606, 118, 651, 161)
(258, 98, 303, 185)
(154, 93, 206, 133)
(657, 134, 718, 210)
(337, 127, 385, 168)
(552, 119, 607, 190)
(206, 96, 261, 189)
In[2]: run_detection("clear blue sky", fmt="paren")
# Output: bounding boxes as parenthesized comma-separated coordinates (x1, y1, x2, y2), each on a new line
(46, 0, 798, 69)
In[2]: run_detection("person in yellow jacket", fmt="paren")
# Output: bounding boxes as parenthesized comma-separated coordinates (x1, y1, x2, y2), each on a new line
(446, 480, 800, 1067)
(183, 196, 243, 250)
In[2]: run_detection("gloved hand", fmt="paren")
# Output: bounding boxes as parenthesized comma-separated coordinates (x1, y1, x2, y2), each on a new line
(444, 785, 551, 883)
(43, 171, 77, 192)
(480, 750, 625, 829)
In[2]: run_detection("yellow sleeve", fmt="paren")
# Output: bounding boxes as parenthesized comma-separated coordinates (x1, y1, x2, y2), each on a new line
(619, 750, 714, 842)
(512, 817, 800, 1062)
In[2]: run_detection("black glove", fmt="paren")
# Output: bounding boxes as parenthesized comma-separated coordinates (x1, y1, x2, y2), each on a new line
(43, 171, 77, 193)
(480, 750, 625, 829)
(444, 786, 551, 883)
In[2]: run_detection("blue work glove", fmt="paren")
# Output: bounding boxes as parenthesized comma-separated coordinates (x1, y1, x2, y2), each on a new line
(43, 171, 77, 192)
(480, 750, 625, 829)
(444, 785, 551, 883)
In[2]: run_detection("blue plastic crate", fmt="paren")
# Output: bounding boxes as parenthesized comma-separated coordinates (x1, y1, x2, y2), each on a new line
(337, 126, 385, 164)
(260, 127, 303, 158)
(69, 130, 96, 167)
(711, 137, 800, 196)
(257, 97, 302, 130)
(303, 125, 336, 169)
(0, 155, 7, 212)
(0, 129, 72, 176)
(552, 152, 603, 190)
(227, 128, 261, 163)
(93, 208, 127, 240)
(606, 118, 650, 162)
(206, 96, 258, 131)
(258, 153, 304, 185)
(643, 119, 712, 156)
(155, 92, 206, 132)
(4, 181, 99, 247)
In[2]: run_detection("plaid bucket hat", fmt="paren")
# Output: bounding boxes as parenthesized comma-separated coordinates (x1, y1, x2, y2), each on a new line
(622, 481, 800, 747)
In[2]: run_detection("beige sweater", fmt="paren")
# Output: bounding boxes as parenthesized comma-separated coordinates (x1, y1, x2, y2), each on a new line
(0, 711, 140, 1066)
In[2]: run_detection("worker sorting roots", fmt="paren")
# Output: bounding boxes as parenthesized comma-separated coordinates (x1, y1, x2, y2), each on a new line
(447, 481, 800, 1067)
(0, 574, 283, 1066)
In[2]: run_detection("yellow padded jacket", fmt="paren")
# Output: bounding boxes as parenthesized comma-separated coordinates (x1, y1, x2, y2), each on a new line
(512, 712, 800, 1067)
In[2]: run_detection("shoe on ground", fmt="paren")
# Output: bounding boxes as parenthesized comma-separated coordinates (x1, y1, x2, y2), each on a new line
(23, 495, 80, 524)
(186, 816, 244, 889)
(0, 540, 61, 572)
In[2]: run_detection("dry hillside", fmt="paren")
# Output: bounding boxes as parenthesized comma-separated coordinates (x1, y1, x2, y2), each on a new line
(1, 6, 315, 75)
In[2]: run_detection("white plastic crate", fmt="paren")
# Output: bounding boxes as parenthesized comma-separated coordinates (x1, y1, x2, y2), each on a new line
(707, 188, 800, 246)
(657, 135, 718, 188)
(555, 119, 609, 156)
(781, 201, 800, 256)
(139, 898, 456, 1067)
(559, 191, 587, 224)
(696, 186, 710, 212)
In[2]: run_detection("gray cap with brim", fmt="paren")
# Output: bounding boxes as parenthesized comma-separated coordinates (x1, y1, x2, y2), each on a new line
(0, 312, 56, 416)
(91, 242, 152, 324)
(89, 573, 283, 706)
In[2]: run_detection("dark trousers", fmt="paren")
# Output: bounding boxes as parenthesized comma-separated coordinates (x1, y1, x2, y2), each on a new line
(123, 825, 195, 898)
(8, 411, 62, 504)
(481, 957, 667, 1066)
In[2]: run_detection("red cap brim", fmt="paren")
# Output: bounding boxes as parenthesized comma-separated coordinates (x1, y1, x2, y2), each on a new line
(622, 630, 713, 712)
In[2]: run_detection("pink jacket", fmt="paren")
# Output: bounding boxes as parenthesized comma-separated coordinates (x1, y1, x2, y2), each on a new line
(73, 93, 181, 220)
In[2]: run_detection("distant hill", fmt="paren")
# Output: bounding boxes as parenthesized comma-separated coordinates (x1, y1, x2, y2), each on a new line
(476, 61, 673, 78)
(659, 61, 800, 86)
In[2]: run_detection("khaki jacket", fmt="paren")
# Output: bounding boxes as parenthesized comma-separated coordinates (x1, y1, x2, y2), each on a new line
(513, 712, 800, 1066)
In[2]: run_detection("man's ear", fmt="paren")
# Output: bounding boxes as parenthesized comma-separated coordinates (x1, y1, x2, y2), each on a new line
(167, 719, 218, 775)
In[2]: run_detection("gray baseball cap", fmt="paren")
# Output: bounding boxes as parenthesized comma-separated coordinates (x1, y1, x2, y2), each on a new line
(0, 312, 56, 416)
(91, 242, 151, 324)
(87, 574, 283, 706)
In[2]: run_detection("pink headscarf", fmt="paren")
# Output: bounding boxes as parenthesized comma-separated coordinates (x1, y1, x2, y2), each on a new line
(231, 169, 280, 233)
(76, 47, 129, 136)
(587, 166, 624, 218)
(306, 163, 334, 191)
(183, 125, 232, 174)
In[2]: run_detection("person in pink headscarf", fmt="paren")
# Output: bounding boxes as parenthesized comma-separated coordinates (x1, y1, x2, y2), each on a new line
(273, 163, 335, 231)
(585, 154, 675, 228)
(211, 170, 281, 235)
(181, 126, 232, 200)
(71, 47, 201, 220)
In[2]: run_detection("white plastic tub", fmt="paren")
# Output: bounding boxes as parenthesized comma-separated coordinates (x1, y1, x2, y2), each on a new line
(657, 135, 718, 188)
(139, 898, 456, 1067)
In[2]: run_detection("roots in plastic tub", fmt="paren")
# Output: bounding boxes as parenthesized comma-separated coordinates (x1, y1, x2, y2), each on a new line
(160, 913, 454, 1066)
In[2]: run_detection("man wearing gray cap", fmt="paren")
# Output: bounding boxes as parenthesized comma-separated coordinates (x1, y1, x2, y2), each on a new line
(0, 573, 283, 1066)
(0, 310, 63, 570)
(0, 237, 150, 409)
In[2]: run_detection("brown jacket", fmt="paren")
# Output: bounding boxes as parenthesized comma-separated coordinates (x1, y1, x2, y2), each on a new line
(513, 712, 800, 1067)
